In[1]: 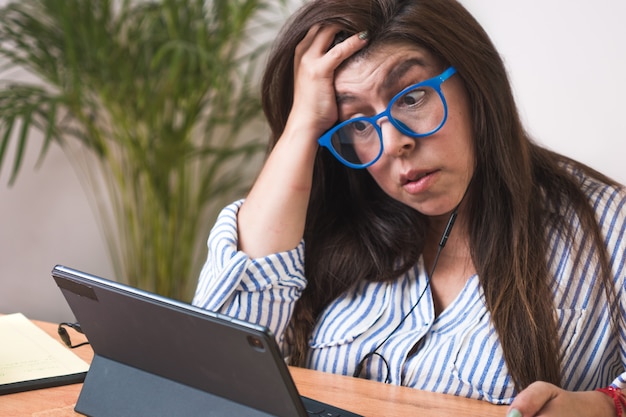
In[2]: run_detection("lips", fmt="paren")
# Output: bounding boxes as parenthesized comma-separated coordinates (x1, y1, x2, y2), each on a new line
(401, 169, 439, 194)
(401, 169, 437, 185)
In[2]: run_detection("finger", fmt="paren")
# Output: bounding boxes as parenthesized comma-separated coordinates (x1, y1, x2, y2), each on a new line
(507, 381, 559, 417)
(322, 29, 369, 66)
(295, 24, 324, 56)
(294, 24, 342, 63)
(294, 25, 332, 77)
(296, 25, 367, 71)
(310, 24, 343, 54)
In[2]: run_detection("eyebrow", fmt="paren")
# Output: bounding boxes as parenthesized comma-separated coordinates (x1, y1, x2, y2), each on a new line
(335, 56, 432, 106)
(382, 57, 430, 90)
(336, 92, 357, 106)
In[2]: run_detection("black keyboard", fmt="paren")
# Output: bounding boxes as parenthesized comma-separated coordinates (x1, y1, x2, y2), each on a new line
(301, 396, 362, 417)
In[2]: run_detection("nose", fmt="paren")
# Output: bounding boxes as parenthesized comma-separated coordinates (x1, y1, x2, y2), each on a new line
(380, 119, 416, 157)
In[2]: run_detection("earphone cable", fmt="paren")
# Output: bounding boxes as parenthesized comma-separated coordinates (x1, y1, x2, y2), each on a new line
(352, 206, 459, 381)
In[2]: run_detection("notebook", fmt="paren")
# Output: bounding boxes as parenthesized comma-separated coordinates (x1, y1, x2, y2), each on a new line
(51, 264, 362, 417)
(0, 313, 88, 395)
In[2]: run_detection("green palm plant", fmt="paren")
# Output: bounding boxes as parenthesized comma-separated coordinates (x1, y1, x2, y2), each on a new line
(0, 0, 287, 301)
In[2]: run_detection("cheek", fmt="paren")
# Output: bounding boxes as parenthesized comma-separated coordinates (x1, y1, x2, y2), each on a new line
(454, 126, 475, 169)
(365, 162, 397, 194)
(442, 78, 473, 136)
(365, 163, 384, 184)
(441, 99, 474, 165)
(443, 134, 475, 178)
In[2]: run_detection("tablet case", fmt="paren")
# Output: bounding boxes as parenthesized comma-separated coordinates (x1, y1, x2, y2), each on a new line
(52, 265, 311, 417)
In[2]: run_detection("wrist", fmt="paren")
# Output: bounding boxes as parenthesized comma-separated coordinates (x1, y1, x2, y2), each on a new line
(596, 386, 626, 417)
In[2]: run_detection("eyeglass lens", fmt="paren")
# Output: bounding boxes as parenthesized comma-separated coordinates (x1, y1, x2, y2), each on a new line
(329, 84, 445, 167)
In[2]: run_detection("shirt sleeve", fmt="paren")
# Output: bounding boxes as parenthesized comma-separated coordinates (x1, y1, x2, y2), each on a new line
(600, 184, 626, 389)
(611, 246, 626, 389)
(191, 200, 307, 347)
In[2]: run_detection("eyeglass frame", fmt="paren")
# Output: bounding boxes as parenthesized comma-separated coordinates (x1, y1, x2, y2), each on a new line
(317, 66, 458, 169)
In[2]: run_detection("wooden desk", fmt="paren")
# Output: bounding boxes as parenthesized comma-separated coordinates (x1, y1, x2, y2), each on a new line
(0, 320, 503, 417)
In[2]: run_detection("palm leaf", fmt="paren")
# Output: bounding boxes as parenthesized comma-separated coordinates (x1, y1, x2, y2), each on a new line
(0, 0, 289, 300)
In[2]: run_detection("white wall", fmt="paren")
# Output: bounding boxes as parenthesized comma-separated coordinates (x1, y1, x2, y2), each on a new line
(462, 0, 626, 184)
(0, 141, 114, 323)
(1, 1, 625, 324)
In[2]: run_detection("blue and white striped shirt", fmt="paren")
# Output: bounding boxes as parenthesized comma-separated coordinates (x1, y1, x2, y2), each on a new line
(192, 167, 626, 405)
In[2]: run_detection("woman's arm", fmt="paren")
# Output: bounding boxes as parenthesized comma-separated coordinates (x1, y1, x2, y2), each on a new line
(507, 382, 618, 417)
(237, 25, 368, 258)
(192, 200, 307, 348)
(508, 182, 626, 416)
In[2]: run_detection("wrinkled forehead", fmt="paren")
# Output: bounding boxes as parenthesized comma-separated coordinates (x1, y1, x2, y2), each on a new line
(339, 39, 441, 73)
(335, 40, 442, 87)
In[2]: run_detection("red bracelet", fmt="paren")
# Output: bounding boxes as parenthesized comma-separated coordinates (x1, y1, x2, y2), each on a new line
(596, 386, 626, 417)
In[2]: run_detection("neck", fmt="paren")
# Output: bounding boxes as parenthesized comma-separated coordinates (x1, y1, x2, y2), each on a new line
(426, 174, 474, 246)
(422, 193, 473, 275)
(423, 217, 470, 271)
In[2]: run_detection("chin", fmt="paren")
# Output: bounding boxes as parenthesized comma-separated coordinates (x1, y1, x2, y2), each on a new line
(404, 198, 458, 218)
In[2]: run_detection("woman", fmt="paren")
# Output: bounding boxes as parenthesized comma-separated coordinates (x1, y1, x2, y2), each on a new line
(192, 0, 626, 415)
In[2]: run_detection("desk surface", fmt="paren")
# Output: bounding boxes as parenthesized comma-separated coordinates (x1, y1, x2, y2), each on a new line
(0, 320, 503, 417)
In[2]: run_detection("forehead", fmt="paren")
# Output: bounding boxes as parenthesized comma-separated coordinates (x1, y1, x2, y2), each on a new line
(335, 42, 440, 92)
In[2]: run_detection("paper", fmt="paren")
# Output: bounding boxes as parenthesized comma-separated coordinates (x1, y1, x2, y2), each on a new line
(0, 313, 89, 391)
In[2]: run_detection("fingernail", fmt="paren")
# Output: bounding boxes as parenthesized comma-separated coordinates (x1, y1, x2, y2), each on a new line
(506, 409, 522, 417)
(358, 30, 369, 40)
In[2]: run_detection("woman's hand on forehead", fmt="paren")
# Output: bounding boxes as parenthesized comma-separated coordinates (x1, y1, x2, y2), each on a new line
(290, 24, 369, 137)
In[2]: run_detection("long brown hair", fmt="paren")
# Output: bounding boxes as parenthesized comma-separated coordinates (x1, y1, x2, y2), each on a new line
(261, 0, 618, 391)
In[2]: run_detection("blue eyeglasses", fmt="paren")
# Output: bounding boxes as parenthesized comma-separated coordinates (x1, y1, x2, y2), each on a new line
(318, 66, 457, 169)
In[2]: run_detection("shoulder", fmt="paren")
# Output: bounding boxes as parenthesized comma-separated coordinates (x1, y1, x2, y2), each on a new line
(548, 161, 626, 292)
(560, 160, 626, 221)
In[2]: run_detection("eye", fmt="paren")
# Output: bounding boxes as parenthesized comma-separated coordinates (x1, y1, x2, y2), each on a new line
(352, 120, 369, 132)
(346, 120, 375, 140)
(398, 88, 426, 108)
